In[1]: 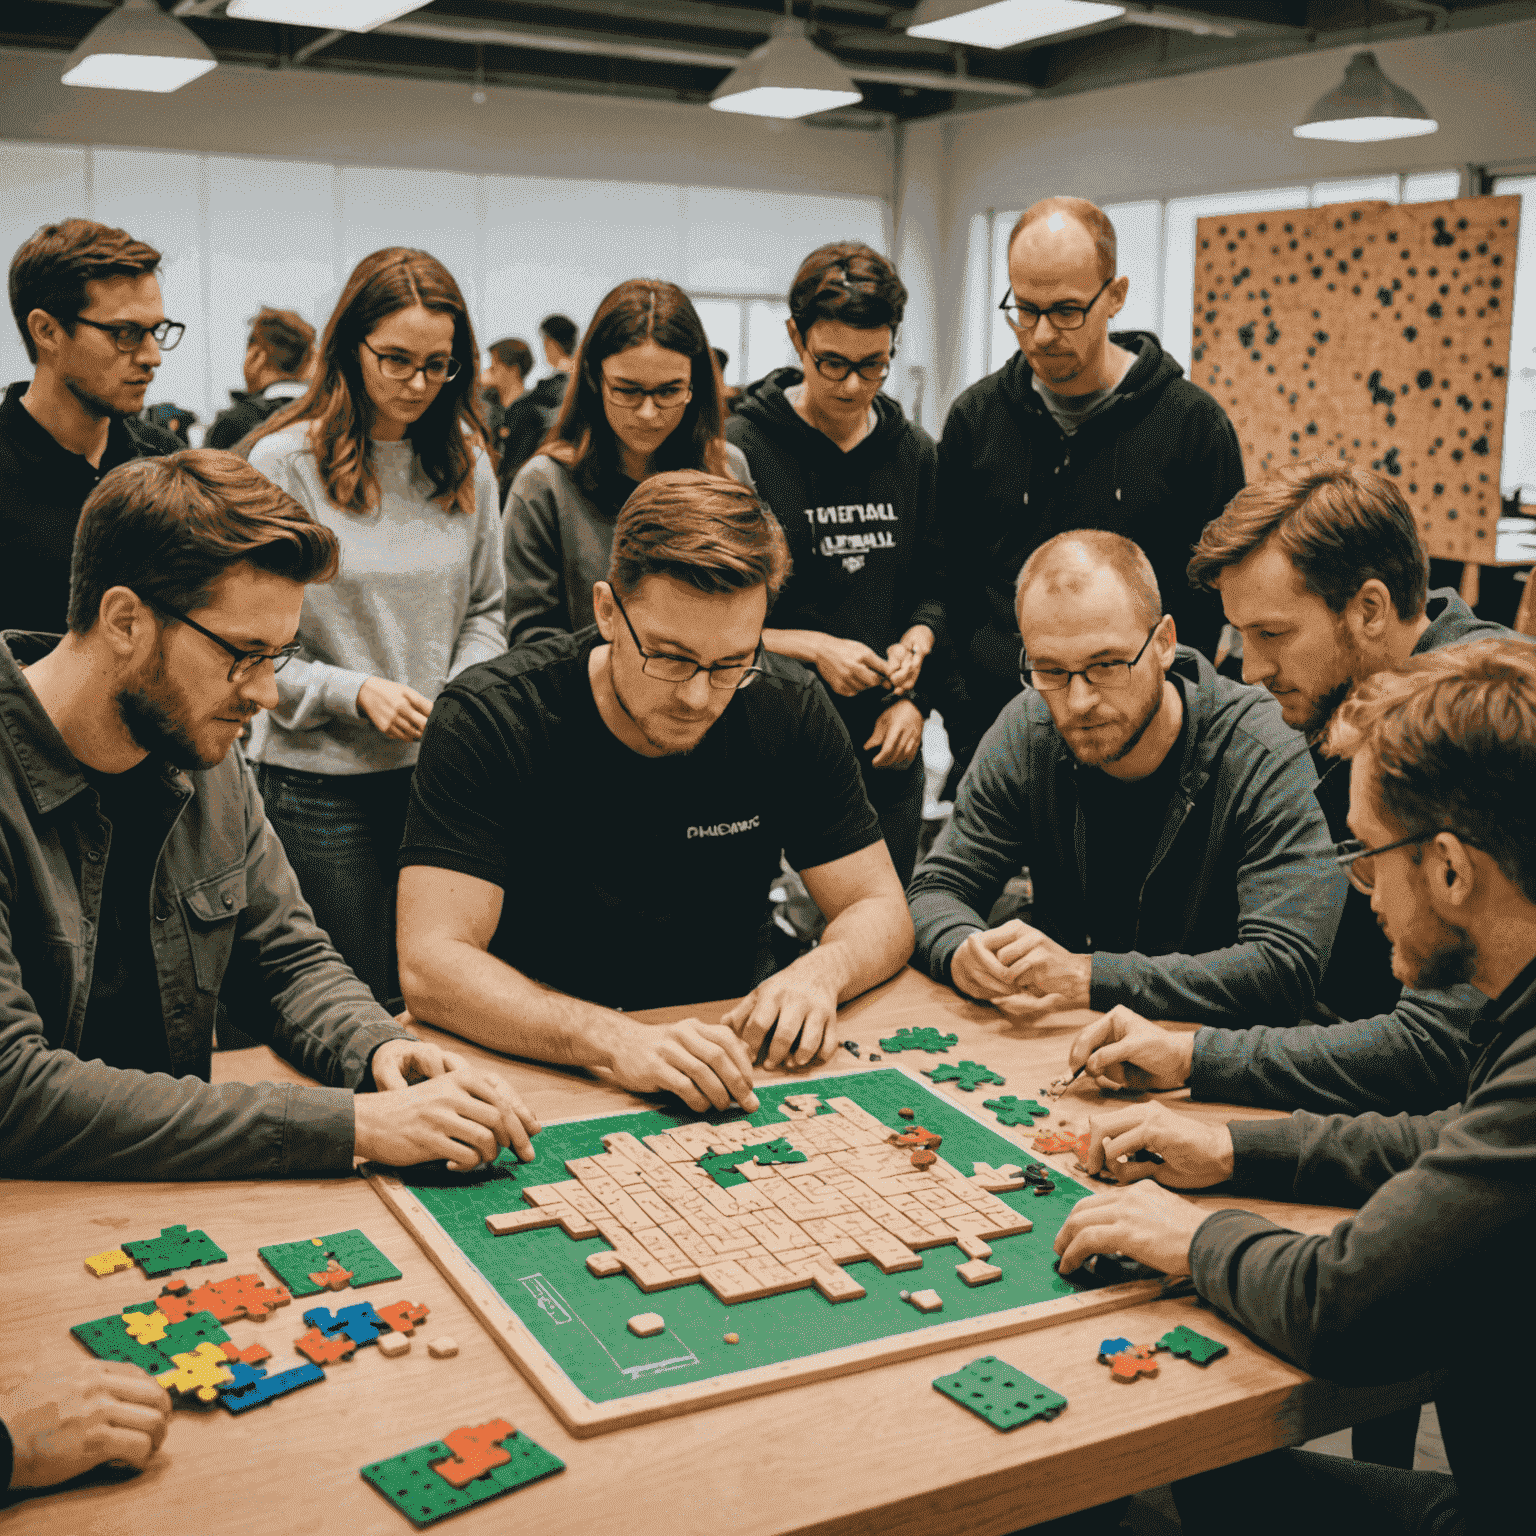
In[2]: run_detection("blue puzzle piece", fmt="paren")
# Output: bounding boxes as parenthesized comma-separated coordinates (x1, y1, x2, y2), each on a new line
(304, 1301, 387, 1346)
(1097, 1337, 1134, 1362)
(218, 1358, 325, 1413)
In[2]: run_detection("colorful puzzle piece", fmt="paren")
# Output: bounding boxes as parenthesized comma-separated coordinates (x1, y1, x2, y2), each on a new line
(304, 1301, 388, 1346)
(932, 1355, 1068, 1430)
(221, 1340, 272, 1366)
(1098, 1341, 1159, 1382)
(1032, 1130, 1080, 1155)
(259, 1229, 401, 1298)
(156, 1340, 235, 1404)
(218, 1357, 325, 1414)
(122, 1308, 169, 1345)
(923, 1060, 1007, 1092)
(84, 1247, 133, 1277)
(122, 1224, 226, 1278)
(361, 1427, 565, 1526)
(72, 1308, 229, 1374)
(1097, 1337, 1133, 1360)
(983, 1095, 1050, 1127)
(295, 1325, 358, 1366)
(153, 1272, 293, 1325)
(431, 1419, 518, 1488)
(697, 1136, 808, 1189)
(1156, 1326, 1229, 1366)
(376, 1299, 431, 1335)
(308, 1258, 354, 1291)
(888, 1125, 942, 1149)
(878, 1027, 958, 1055)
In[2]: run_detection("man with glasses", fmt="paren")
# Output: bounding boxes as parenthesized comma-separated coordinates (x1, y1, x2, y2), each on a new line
(2, 219, 187, 634)
(936, 196, 1243, 792)
(398, 470, 914, 1111)
(1, 449, 538, 1180)
(909, 529, 1343, 1028)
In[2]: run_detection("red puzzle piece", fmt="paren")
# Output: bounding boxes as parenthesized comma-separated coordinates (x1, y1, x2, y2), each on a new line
(1106, 1345, 1160, 1383)
(375, 1299, 430, 1335)
(294, 1325, 357, 1365)
(431, 1420, 517, 1488)
(307, 1258, 353, 1292)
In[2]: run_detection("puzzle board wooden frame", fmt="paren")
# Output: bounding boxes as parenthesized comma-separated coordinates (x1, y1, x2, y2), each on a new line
(365, 1064, 1160, 1436)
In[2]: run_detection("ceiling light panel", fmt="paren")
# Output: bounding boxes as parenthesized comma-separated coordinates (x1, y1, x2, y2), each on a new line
(225, 1, 429, 31)
(907, 1, 1126, 50)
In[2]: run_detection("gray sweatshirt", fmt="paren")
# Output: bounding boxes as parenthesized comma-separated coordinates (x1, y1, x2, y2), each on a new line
(247, 424, 506, 776)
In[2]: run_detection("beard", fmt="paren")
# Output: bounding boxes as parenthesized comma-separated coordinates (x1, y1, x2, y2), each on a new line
(1067, 676, 1165, 767)
(1390, 906, 1478, 990)
(1297, 625, 1366, 743)
(116, 641, 229, 771)
(608, 657, 711, 757)
(65, 372, 133, 420)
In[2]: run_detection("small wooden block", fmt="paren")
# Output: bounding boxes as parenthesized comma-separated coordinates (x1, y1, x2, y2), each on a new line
(909, 1149, 938, 1170)
(627, 1312, 665, 1338)
(427, 1336, 459, 1359)
(723, 1332, 739, 1344)
(485, 1208, 566, 1236)
(897, 1107, 915, 1119)
(377, 1331, 411, 1358)
(586, 1251, 626, 1278)
(908, 1289, 943, 1313)
(956, 1259, 1003, 1287)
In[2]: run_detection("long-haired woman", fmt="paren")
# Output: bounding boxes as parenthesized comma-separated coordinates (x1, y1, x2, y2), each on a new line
(502, 279, 753, 647)
(244, 246, 505, 1005)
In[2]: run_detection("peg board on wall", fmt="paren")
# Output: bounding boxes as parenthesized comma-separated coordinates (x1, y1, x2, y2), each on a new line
(1192, 195, 1519, 562)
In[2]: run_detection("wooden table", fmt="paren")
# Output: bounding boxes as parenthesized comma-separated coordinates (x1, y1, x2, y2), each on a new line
(0, 968, 1434, 1534)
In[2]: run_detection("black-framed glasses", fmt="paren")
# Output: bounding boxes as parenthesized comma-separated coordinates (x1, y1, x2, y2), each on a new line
(1334, 831, 1486, 895)
(600, 376, 692, 413)
(73, 316, 185, 352)
(1021, 623, 1160, 693)
(361, 337, 461, 384)
(810, 349, 894, 384)
(607, 585, 766, 692)
(998, 276, 1114, 333)
(149, 600, 302, 684)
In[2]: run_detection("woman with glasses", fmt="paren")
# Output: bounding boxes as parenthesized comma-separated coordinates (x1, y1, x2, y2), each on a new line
(241, 247, 506, 1006)
(502, 278, 752, 648)
(727, 242, 943, 885)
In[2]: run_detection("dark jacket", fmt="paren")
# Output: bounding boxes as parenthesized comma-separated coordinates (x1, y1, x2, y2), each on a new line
(727, 369, 945, 738)
(938, 333, 1243, 695)
(0, 381, 183, 634)
(1190, 591, 1519, 1114)
(205, 379, 308, 450)
(908, 647, 1345, 1027)
(0, 633, 411, 1180)
(1193, 956, 1536, 1532)
(497, 372, 569, 503)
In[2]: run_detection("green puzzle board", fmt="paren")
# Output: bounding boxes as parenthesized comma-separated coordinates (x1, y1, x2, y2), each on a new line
(384, 1068, 1097, 1409)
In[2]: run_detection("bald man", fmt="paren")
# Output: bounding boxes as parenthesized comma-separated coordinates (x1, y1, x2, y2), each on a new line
(909, 531, 1344, 1028)
(937, 196, 1243, 789)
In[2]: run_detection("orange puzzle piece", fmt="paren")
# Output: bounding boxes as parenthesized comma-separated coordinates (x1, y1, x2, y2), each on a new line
(375, 1299, 431, 1335)
(431, 1419, 517, 1488)
(888, 1126, 942, 1150)
(221, 1340, 273, 1366)
(307, 1258, 354, 1292)
(294, 1324, 357, 1365)
(1032, 1130, 1079, 1155)
(1106, 1345, 1160, 1383)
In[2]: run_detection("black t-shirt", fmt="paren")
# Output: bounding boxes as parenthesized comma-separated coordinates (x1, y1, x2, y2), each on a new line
(1076, 694, 1189, 956)
(399, 628, 883, 1010)
(76, 757, 176, 1074)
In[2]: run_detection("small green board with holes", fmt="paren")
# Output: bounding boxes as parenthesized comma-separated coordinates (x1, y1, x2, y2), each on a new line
(360, 1429, 564, 1526)
(1156, 1325, 1228, 1365)
(878, 1027, 958, 1054)
(258, 1229, 402, 1297)
(932, 1354, 1069, 1430)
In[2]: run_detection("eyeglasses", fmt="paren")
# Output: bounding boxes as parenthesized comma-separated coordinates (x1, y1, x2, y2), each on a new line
(361, 338, 461, 383)
(998, 276, 1114, 333)
(601, 377, 693, 413)
(72, 316, 185, 353)
(810, 350, 893, 384)
(149, 600, 302, 684)
(1021, 623, 1160, 693)
(1334, 831, 1486, 895)
(608, 585, 766, 691)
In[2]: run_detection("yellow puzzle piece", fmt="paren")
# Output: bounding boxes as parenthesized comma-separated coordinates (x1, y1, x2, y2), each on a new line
(84, 1248, 133, 1277)
(156, 1341, 234, 1404)
(123, 1308, 169, 1345)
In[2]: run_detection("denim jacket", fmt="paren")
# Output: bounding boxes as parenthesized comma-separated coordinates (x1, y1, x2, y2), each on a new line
(0, 632, 410, 1179)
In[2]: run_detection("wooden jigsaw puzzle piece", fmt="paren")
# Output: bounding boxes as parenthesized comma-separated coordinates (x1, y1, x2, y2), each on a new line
(982, 1096, 1049, 1127)
(922, 1060, 1006, 1092)
(432, 1419, 518, 1488)
(308, 1258, 354, 1292)
(375, 1299, 430, 1335)
(295, 1324, 358, 1365)
(155, 1340, 235, 1404)
(1156, 1325, 1229, 1365)
(221, 1340, 272, 1366)
(932, 1355, 1068, 1430)
(122, 1308, 169, 1345)
(123, 1224, 227, 1279)
(362, 1427, 564, 1524)
(84, 1248, 132, 1277)
(1101, 1343, 1159, 1382)
(218, 1358, 325, 1414)
(877, 1027, 958, 1054)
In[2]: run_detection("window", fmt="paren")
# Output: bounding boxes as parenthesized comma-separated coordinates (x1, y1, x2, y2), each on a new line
(692, 295, 797, 387)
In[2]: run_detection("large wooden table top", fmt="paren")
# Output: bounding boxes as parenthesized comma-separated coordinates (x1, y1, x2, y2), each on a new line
(0, 967, 1431, 1535)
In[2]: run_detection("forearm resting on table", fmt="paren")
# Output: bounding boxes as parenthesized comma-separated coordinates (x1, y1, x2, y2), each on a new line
(799, 889, 915, 1002)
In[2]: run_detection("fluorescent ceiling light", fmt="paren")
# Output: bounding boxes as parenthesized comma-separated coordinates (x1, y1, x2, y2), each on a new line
(61, 0, 216, 93)
(1294, 51, 1438, 143)
(907, 0, 1125, 50)
(225, 1, 428, 30)
(710, 19, 861, 120)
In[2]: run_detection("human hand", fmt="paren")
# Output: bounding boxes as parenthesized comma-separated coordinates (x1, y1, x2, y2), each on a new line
(602, 1018, 760, 1113)
(996, 921, 1092, 1009)
(0, 1362, 171, 1488)
(812, 636, 890, 697)
(1078, 1101, 1234, 1189)
(1053, 1180, 1209, 1278)
(722, 964, 842, 1069)
(949, 923, 1025, 1002)
(355, 1059, 540, 1169)
(357, 676, 434, 741)
(864, 700, 924, 769)
(884, 625, 934, 695)
(1068, 1006, 1196, 1092)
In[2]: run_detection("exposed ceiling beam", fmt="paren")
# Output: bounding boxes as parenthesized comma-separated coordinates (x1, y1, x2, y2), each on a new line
(291, 27, 343, 64)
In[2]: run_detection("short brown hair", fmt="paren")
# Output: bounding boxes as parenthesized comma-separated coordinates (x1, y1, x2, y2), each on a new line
(608, 471, 790, 604)
(488, 337, 534, 378)
(1325, 639, 1536, 902)
(1016, 530, 1162, 631)
(9, 218, 162, 364)
(788, 242, 907, 337)
(248, 306, 314, 377)
(1189, 460, 1428, 620)
(1008, 198, 1117, 284)
(69, 450, 339, 633)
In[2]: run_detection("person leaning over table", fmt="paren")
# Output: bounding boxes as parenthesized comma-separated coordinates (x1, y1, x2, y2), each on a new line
(1053, 638, 1536, 1536)
(397, 470, 914, 1111)
(0, 449, 537, 1181)
(907, 529, 1345, 1028)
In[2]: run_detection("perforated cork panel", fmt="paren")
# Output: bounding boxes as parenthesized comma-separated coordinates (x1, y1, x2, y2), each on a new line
(1192, 195, 1520, 562)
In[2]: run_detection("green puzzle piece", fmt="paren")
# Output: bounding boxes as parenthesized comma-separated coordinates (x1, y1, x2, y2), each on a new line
(121, 1224, 226, 1278)
(933, 1355, 1068, 1430)
(923, 1060, 1006, 1092)
(259, 1228, 403, 1297)
(72, 1309, 229, 1374)
(697, 1136, 807, 1189)
(361, 1429, 564, 1526)
(1156, 1326, 1228, 1365)
(983, 1095, 1050, 1127)
(878, 1027, 958, 1054)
